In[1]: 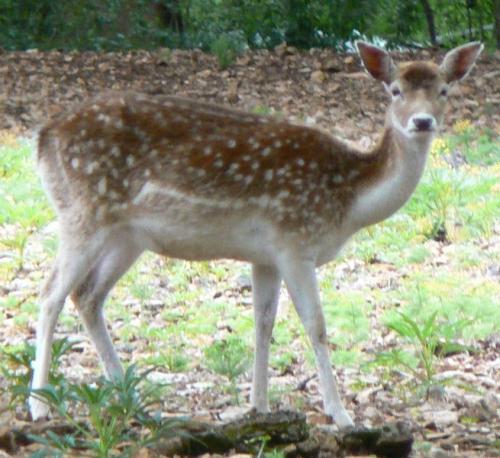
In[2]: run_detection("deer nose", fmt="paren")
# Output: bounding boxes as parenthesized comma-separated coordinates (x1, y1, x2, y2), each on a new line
(411, 114, 435, 132)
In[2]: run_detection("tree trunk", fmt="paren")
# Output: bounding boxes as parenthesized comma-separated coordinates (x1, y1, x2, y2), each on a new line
(419, 0, 437, 45)
(154, 0, 184, 33)
(494, 0, 500, 49)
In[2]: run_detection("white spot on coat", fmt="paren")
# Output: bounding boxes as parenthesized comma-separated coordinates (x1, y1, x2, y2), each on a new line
(277, 190, 290, 199)
(126, 155, 135, 167)
(228, 163, 239, 173)
(98, 177, 107, 195)
(85, 161, 99, 175)
(97, 113, 110, 124)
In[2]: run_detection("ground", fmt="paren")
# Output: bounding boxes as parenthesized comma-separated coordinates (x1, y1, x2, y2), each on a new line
(0, 45, 499, 457)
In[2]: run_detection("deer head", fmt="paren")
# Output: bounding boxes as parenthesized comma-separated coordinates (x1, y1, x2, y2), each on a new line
(356, 41, 483, 140)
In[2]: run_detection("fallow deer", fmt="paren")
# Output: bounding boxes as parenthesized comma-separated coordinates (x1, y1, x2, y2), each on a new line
(29, 42, 483, 426)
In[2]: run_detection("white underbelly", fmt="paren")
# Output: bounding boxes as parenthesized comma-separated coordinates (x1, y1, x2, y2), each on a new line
(130, 211, 279, 264)
(126, 184, 357, 266)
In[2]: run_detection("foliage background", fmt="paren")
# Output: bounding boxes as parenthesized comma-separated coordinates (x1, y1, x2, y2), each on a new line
(0, 0, 498, 52)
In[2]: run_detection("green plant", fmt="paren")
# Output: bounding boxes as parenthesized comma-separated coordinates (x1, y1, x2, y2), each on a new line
(322, 291, 371, 349)
(424, 167, 462, 241)
(331, 349, 360, 367)
(29, 365, 179, 457)
(130, 282, 154, 302)
(252, 105, 274, 116)
(0, 338, 75, 408)
(0, 142, 53, 232)
(468, 129, 500, 166)
(406, 245, 430, 264)
(399, 276, 499, 340)
(406, 128, 499, 242)
(261, 443, 285, 457)
(1, 229, 30, 271)
(271, 351, 296, 374)
(145, 348, 189, 372)
(210, 31, 246, 69)
(204, 335, 251, 404)
(372, 292, 474, 400)
(382, 311, 439, 388)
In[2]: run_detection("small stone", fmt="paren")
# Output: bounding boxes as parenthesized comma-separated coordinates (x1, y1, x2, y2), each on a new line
(423, 409, 458, 428)
(364, 406, 382, 420)
(429, 446, 452, 458)
(147, 371, 188, 384)
(311, 70, 325, 83)
(218, 405, 248, 421)
(235, 274, 252, 292)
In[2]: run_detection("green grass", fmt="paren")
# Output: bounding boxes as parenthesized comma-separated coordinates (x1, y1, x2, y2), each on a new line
(0, 139, 53, 227)
(0, 126, 498, 435)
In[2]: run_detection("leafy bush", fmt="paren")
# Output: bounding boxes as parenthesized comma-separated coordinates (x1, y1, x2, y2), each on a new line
(0, 338, 75, 408)
(204, 335, 252, 404)
(210, 31, 247, 69)
(29, 365, 179, 457)
(0, 0, 177, 51)
(0, 0, 495, 51)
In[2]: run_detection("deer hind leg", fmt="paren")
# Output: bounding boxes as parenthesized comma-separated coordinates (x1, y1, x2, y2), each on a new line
(71, 233, 143, 381)
(279, 257, 354, 429)
(251, 264, 281, 412)
(30, 232, 108, 420)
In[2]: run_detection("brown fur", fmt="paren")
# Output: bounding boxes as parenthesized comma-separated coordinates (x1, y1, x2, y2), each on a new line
(38, 92, 395, 234)
(398, 62, 441, 88)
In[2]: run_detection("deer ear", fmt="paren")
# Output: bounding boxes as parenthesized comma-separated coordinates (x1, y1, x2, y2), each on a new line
(356, 41, 396, 84)
(440, 42, 483, 83)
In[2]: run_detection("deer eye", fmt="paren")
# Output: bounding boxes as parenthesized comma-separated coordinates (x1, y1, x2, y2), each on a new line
(439, 87, 448, 97)
(391, 87, 402, 97)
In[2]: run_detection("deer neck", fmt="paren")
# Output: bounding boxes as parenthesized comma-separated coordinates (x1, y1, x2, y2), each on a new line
(348, 124, 433, 229)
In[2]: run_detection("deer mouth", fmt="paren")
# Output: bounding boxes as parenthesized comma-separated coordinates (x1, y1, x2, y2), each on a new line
(409, 126, 436, 134)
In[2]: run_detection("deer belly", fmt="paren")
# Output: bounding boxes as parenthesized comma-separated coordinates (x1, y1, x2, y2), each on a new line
(130, 210, 278, 263)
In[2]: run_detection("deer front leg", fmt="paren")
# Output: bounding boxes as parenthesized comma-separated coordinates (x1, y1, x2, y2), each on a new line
(251, 264, 281, 412)
(280, 257, 354, 428)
